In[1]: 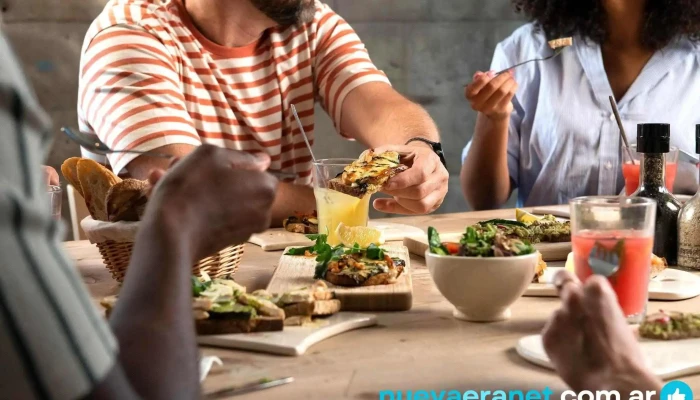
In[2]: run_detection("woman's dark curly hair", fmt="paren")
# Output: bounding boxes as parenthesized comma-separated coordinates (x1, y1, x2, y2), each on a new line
(512, 0, 700, 50)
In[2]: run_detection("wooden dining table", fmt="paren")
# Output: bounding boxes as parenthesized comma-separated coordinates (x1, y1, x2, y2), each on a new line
(65, 208, 700, 399)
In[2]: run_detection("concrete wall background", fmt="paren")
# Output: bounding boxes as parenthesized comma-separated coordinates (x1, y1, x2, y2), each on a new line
(0, 0, 522, 230)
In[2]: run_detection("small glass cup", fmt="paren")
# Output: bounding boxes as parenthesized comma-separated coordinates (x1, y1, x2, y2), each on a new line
(312, 159, 370, 246)
(48, 185, 62, 221)
(570, 196, 657, 324)
(622, 144, 679, 195)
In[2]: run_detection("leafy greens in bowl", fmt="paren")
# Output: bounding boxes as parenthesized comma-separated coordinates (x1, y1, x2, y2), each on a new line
(428, 224, 536, 257)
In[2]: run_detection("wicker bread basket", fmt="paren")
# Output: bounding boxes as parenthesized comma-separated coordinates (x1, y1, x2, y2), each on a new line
(80, 217, 244, 282)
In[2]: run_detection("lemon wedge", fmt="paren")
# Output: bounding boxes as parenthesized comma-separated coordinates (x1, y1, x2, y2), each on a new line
(335, 223, 385, 248)
(515, 208, 542, 224)
(564, 252, 574, 272)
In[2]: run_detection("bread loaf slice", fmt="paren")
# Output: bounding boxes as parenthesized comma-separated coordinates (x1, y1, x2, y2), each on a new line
(61, 157, 84, 197)
(105, 179, 149, 222)
(76, 159, 121, 221)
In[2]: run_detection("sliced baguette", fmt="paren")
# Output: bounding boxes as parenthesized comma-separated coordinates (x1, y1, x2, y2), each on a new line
(61, 157, 83, 197)
(76, 159, 121, 221)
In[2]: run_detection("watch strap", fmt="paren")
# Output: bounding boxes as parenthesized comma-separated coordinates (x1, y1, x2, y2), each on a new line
(405, 137, 447, 168)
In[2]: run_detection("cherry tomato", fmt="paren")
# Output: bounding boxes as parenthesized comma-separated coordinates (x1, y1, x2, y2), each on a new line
(444, 242, 461, 255)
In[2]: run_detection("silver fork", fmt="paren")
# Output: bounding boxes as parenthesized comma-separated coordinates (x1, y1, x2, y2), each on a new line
(494, 47, 566, 76)
(588, 240, 624, 277)
(60, 127, 298, 180)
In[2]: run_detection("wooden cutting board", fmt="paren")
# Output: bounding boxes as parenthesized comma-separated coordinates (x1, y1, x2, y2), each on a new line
(525, 265, 700, 301)
(403, 233, 571, 262)
(249, 221, 424, 251)
(517, 334, 700, 380)
(266, 245, 412, 312)
(197, 312, 377, 356)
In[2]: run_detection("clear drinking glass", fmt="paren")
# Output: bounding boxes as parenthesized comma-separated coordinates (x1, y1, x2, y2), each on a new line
(48, 185, 62, 221)
(622, 144, 679, 195)
(570, 196, 657, 324)
(312, 159, 370, 246)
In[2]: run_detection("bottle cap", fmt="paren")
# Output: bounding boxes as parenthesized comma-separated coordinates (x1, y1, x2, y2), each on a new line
(696, 125, 700, 154)
(637, 124, 670, 153)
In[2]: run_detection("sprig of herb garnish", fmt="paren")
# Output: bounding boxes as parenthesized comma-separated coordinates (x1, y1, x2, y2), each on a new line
(192, 276, 212, 296)
(286, 234, 389, 279)
(366, 243, 385, 260)
(284, 234, 328, 256)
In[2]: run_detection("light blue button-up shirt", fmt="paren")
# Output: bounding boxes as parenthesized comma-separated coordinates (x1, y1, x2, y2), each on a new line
(462, 24, 700, 207)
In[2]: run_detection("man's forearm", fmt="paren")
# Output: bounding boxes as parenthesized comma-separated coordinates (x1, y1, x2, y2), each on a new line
(357, 100, 439, 148)
(108, 213, 199, 399)
(126, 143, 196, 179)
(270, 182, 315, 227)
(340, 83, 439, 148)
(461, 113, 512, 210)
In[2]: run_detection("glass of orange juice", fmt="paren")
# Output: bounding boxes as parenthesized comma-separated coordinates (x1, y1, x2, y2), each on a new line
(312, 159, 371, 245)
(570, 197, 656, 324)
(622, 144, 679, 195)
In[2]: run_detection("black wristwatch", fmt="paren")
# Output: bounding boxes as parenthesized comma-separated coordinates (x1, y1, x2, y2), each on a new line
(405, 137, 447, 168)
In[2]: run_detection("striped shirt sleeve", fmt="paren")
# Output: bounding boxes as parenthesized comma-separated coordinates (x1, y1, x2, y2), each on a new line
(312, 4, 391, 130)
(78, 25, 201, 175)
(0, 32, 118, 399)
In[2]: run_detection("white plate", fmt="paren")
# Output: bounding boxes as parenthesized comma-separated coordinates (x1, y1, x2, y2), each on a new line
(533, 196, 692, 219)
(197, 312, 376, 356)
(525, 267, 700, 301)
(516, 334, 700, 380)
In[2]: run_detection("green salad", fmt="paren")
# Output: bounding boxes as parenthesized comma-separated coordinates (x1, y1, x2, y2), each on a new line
(428, 224, 536, 257)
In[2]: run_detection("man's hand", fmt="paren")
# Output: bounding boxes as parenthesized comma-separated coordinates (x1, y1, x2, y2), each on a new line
(542, 270, 662, 395)
(43, 166, 59, 186)
(465, 70, 518, 121)
(372, 143, 448, 214)
(145, 145, 278, 260)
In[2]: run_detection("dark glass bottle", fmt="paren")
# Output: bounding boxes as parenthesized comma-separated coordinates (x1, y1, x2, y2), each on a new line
(632, 123, 682, 266)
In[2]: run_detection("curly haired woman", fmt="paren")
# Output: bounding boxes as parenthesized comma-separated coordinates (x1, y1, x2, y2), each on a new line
(461, 0, 700, 210)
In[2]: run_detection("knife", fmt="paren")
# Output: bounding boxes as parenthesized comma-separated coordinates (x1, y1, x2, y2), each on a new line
(204, 377, 294, 398)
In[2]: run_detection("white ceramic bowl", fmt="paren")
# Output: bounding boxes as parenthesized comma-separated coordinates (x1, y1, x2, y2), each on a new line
(425, 250, 540, 322)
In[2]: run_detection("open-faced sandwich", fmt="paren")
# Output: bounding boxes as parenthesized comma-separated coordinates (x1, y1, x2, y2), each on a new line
(328, 150, 407, 198)
(283, 211, 319, 234)
(639, 311, 700, 340)
(254, 281, 341, 326)
(476, 216, 571, 244)
(101, 275, 343, 333)
(286, 234, 406, 287)
(102, 275, 285, 335)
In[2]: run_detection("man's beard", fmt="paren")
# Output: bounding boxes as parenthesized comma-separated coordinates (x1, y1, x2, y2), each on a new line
(250, 0, 316, 27)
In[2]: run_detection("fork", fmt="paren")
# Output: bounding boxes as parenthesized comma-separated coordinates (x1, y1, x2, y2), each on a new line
(60, 127, 298, 180)
(588, 240, 624, 277)
(493, 47, 566, 76)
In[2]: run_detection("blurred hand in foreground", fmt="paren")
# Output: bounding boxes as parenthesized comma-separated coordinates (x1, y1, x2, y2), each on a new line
(145, 145, 278, 259)
(542, 270, 662, 396)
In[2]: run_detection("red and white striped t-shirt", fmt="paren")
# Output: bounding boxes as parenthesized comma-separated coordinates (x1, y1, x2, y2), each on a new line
(78, 0, 389, 182)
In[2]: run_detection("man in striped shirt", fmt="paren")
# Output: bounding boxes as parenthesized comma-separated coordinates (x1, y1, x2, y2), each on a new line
(1, 26, 278, 398)
(78, 0, 449, 223)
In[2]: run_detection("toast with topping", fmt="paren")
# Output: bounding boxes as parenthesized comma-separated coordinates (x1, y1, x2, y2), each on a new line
(328, 150, 407, 198)
(639, 311, 700, 340)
